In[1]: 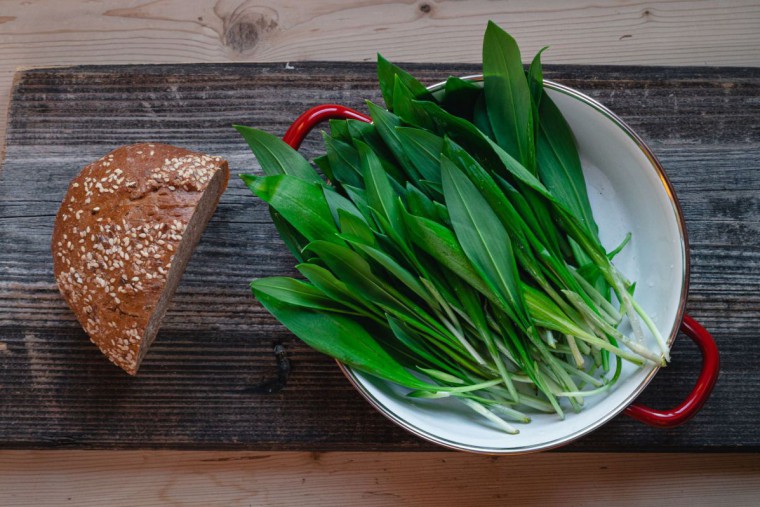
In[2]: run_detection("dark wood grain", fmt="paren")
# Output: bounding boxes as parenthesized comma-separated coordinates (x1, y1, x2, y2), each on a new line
(1, 62, 758, 451)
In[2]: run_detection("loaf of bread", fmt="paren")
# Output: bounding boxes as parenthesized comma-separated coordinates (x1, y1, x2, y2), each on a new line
(52, 143, 230, 375)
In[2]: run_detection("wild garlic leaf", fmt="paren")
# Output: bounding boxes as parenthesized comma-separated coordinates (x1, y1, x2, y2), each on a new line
(343, 184, 374, 224)
(312, 154, 335, 182)
(442, 138, 528, 247)
(400, 207, 502, 311)
(487, 137, 604, 255)
(242, 174, 340, 244)
(338, 209, 375, 246)
(322, 133, 364, 189)
(296, 263, 376, 317)
(255, 289, 429, 389)
(392, 76, 422, 128)
(346, 120, 400, 170)
(366, 101, 422, 182)
(342, 237, 438, 309)
(323, 186, 365, 227)
(527, 46, 548, 142)
(303, 240, 404, 313)
(251, 277, 361, 316)
(405, 183, 449, 224)
(395, 127, 444, 184)
(441, 77, 482, 120)
(441, 156, 527, 328)
(411, 99, 507, 174)
(473, 93, 495, 140)
(536, 93, 599, 237)
(357, 139, 403, 235)
(377, 53, 434, 110)
(328, 119, 351, 142)
(493, 175, 548, 252)
(234, 125, 323, 184)
(482, 21, 535, 171)
(269, 208, 307, 263)
(387, 317, 461, 376)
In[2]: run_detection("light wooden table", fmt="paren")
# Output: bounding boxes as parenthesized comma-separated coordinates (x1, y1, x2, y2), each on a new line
(1, 1, 759, 505)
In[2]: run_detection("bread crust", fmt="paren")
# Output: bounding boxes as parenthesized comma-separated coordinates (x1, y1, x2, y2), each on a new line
(52, 143, 229, 374)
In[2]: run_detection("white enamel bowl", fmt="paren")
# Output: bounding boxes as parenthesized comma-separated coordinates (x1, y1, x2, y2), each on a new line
(335, 79, 690, 453)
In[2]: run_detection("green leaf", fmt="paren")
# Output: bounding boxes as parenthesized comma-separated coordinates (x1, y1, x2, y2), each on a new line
(442, 138, 527, 246)
(441, 156, 527, 328)
(343, 184, 374, 224)
(492, 175, 547, 249)
(418, 367, 466, 385)
(451, 275, 519, 399)
(255, 289, 428, 389)
(440, 77, 482, 120)
(312, 154, 335, 182)
(408, 99, 515, 183)
(269, 208, 307, 263)
(242, 174, 340, 244)
(305, 239, 455, 352)
(395, 127, 443, 185)
(303, 240, 404, 312)
(377, 53, 434, 110)
(328, 119, 351, 142)
(346, 119, 375, 141)
(527, 46, 549, 142)
(536, 93, 599, 236)
(251, 277, 360, 315)
(357, 139, 402, 234)
(487, 137, 601, 256)
(473, 93, 495, 140)
(296, 263, 376, 317)
(323, 133, 364, 188)
(486, 138, 551, 199)
(608, 232, 632, 260)
(405, 183, 449, 224)
(338, 209, 375, 246)
(366, 101, 422, 181)
(387, 317, 459, 375)
(346, 120, 400, 171)
(482, 21, 535, 171)
(441, 138, 559, 293)
(400, 97, 603, 257)
(234, 125, 323, 184)
(342, 237, 437, 309)
(400, 207, 505, 314)
(392, 75, 422, 128)
(323, 186, 365, 226)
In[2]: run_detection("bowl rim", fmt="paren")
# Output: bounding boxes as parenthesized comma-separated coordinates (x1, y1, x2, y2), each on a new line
(337, 76, 690, 454)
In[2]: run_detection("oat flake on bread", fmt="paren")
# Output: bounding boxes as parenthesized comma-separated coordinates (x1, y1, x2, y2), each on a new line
(52, 143, 230, 375)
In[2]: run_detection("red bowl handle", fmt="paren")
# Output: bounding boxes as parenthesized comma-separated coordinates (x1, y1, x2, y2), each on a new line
(624, 314, 720, 428)
(283, 105, 721, 429)
(283, 104, 371, 149)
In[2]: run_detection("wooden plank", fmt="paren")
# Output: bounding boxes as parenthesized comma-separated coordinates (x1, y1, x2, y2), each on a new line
(1, 62, 759, 450)
(1, 0, 760, 153)
(1, 451, 759, 506)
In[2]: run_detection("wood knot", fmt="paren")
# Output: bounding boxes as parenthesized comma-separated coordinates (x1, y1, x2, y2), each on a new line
(222, 6, 278, 53)
(419, 3, 432, 14)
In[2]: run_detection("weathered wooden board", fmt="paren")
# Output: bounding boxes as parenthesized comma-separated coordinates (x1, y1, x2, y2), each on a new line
(1, 63, 758, 451)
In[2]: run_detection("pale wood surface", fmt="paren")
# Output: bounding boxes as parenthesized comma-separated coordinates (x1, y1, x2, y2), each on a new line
(0, 451, 758, 507)
(1, 0, 760, 151)
(2, 0, 760, 503)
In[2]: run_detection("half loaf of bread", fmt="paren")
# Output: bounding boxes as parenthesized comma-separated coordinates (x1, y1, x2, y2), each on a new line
(52, 143, 229, 374)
